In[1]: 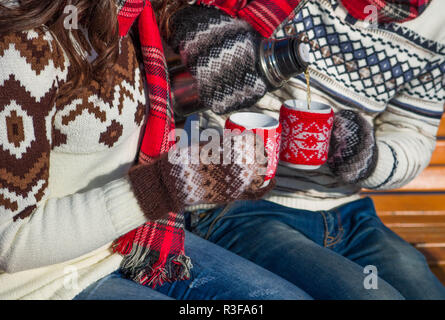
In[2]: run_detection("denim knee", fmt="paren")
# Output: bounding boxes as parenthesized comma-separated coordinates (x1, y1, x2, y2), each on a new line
(371, 227, 429, 270)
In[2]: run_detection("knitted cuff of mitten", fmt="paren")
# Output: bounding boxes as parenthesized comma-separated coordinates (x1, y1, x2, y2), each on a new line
(328, 110, 378, 184)
(167, 5, 268, 115)
(239, 177, 277, 201)
(127, 158, 184, 221)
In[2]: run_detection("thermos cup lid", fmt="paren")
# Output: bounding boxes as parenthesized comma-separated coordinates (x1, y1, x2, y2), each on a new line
(259, 37, 311, 89)
(298, 43, 311, 64)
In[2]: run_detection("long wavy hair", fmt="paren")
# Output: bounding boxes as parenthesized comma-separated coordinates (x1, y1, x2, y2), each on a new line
(0, 0, 188, 95)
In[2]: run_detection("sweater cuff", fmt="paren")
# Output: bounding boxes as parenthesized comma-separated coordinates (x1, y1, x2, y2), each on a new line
(360, 141, 395, 190)
(103, 178, 147, 236)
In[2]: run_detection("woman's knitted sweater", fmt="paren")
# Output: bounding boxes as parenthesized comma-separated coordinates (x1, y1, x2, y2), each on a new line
(196, 0, 445, 211)
(0, 28, 150, 299)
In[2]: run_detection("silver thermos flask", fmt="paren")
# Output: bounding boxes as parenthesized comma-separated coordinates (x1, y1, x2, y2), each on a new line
(169, 37, 311, 120)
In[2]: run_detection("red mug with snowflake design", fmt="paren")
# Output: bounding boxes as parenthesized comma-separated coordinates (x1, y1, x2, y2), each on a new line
(225, 112, 282, 186)
(279, 100, 334, 170)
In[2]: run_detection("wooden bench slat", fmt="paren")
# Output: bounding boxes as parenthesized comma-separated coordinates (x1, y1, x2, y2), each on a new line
(415, 244, 445, 265)
(429, 265, 445, 284)
(366, 194, 445, 212)
(388, 226, 445, 244)
(380, 214, 445, 226)
(397, 167, 445, 191)
(439, 115, 445, 137)
(378, 211, 445, 216)
(430, 140, 445, 165)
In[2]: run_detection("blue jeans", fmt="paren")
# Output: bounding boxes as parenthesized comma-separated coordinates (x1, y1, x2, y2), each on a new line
(74, 231, 312, 300)
(187, 197, 445, 300)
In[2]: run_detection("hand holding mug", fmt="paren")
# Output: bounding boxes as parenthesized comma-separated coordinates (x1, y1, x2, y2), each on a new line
(327, 109, 378, 184)
(128, 132, 273, 220)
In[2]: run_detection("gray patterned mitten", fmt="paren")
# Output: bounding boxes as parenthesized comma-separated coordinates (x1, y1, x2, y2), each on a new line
(327, 110, 378, 184)
(167, 5, 268, 115)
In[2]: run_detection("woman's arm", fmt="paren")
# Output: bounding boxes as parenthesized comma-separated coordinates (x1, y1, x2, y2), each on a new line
(361, 59, 445, 190)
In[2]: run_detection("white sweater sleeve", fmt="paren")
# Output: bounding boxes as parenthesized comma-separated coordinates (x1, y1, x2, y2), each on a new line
(0, 28, 146, 273)
(0, 179, 147, 273)
(361, 58, 444, 190)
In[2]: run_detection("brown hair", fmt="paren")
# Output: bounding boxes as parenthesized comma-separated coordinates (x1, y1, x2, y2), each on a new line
(153, 0, 190, 39)
(0, 0, 188, 96)
(0, 0, 119, 96)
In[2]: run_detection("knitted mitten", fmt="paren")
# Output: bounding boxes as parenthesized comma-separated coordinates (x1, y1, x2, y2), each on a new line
(327, 110, 378, 184)
(167, 5, 268, 115)
(128, 132, 274, 220)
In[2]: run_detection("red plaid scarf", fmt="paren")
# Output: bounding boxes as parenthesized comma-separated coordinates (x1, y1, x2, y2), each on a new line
(197, 0, 432, 37)
(340, 0, 432, 23)
(113, 0, 191, 288)
(197, 0, 305, 37)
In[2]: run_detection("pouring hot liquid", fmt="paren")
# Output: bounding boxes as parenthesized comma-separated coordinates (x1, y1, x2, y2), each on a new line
(305, 68, 311, 110)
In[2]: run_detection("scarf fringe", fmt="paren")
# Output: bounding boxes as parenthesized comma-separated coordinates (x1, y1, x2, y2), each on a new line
(114, 240, 193, 289)
(137, 254, 193, 289)
(113, 229, 137, 255)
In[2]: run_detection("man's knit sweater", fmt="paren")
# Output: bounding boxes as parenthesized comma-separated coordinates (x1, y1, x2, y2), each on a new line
(0, 29, 150, 299)
(195, 0, 445, 211)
